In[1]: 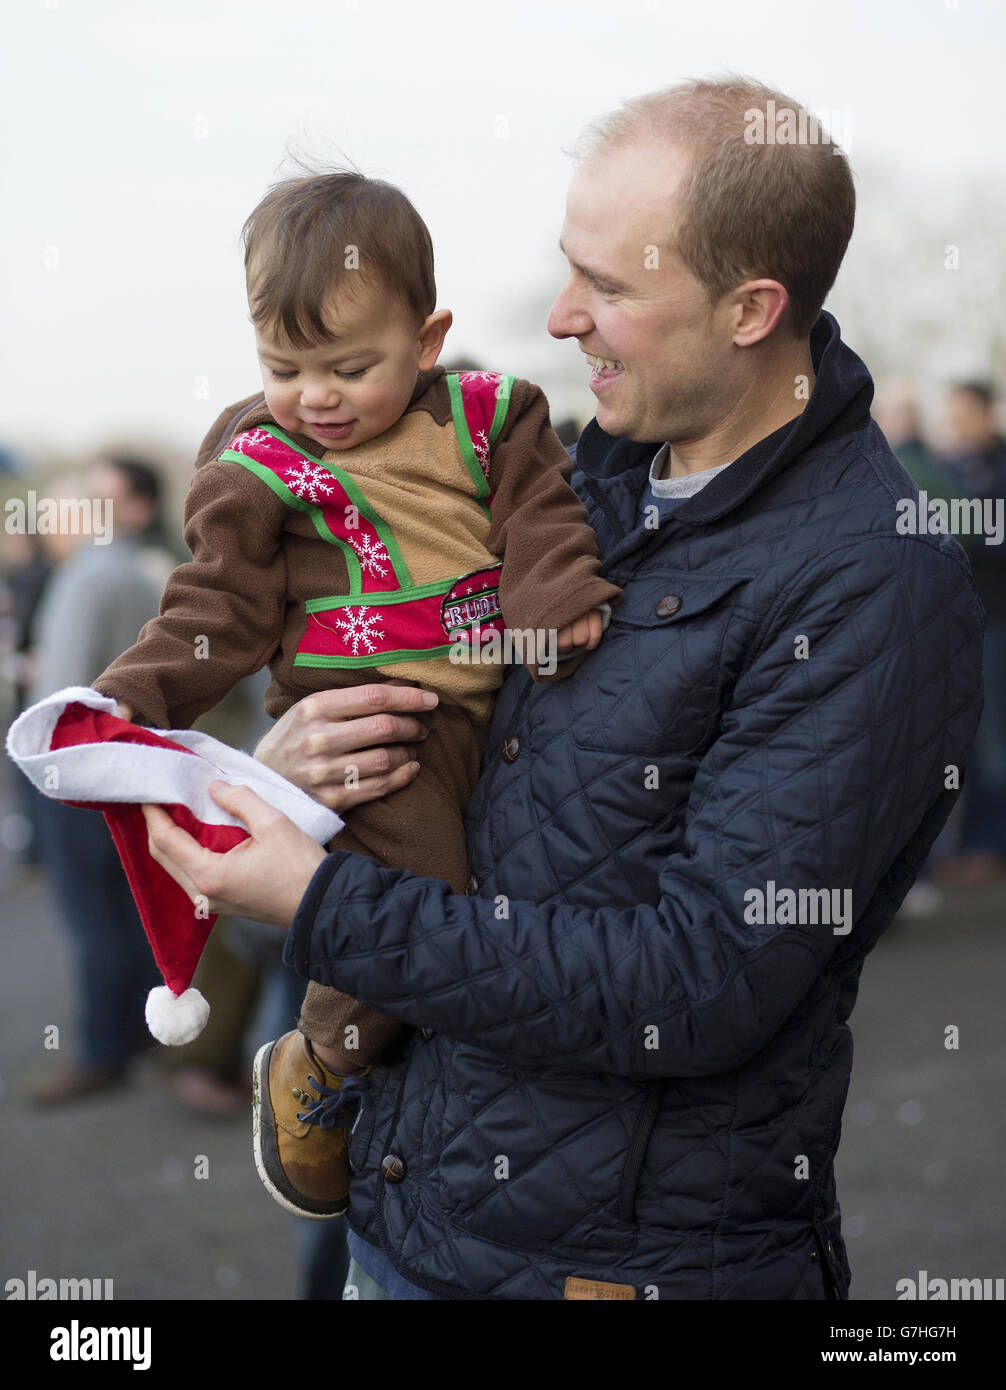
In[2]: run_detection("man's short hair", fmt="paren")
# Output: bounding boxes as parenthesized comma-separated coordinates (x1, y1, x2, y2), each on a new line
(572, 76, 856, 337)
(242, 169, 437, 348)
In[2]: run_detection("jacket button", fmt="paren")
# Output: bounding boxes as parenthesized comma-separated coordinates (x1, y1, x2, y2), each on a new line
(501, 737, 521, 762)
(655, 594, 682, 618)
(418, 1027, 435, 1040)
(381, 1153, 407, 1183)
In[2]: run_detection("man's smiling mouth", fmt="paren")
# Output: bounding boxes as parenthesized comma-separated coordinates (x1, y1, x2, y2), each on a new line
(585, 353, 624, 372)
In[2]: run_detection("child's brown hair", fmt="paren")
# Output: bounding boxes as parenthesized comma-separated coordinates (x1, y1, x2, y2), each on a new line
(242, 169, 437, 348)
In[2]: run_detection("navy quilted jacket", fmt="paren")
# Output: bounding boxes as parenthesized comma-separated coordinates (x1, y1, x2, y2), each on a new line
(285, 314, 984, 1300)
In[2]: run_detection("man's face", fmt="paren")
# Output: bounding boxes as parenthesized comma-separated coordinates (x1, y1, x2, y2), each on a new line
(548, 140, 741, 444)
(253, 283, 439, 454)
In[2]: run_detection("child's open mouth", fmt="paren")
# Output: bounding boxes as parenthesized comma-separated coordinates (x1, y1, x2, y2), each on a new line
(585, 353, 624, 393)
(310, 421, 355, 440)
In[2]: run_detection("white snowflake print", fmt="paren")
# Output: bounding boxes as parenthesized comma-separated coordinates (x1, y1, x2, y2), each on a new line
(334, 606, 386, 656)
(458, 370, 499, 386)
(229, 427, 273, 455)
(472, 428, 491, 477)
(284, 461, 336, 504)
(347, 533, 390, 579)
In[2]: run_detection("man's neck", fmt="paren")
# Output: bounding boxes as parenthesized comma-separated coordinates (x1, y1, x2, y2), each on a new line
(659, 341, 817, 481)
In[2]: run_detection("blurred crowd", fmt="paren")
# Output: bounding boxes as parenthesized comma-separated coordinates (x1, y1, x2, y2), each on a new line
(0, 452, 348, 1298)
(872, 379, 1006, 904)
(0, 374, 1003, 1294)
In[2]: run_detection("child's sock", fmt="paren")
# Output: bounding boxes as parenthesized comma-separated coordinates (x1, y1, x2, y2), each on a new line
(296, 980, 408, 1074)
(306, 1035, 368, 1077)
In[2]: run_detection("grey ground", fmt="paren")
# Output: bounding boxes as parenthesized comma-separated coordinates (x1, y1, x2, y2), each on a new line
(1, 750, 1003, 1301)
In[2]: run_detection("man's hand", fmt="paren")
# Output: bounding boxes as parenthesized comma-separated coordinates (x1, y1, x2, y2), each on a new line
(555, 607, 606, 655)
(114, 700, 134, 722)
(253, 681, 437, 811)
(142, 782, 327, 928)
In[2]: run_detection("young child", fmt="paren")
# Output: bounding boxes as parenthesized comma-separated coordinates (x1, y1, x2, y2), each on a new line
(91, 169, 622, 1220)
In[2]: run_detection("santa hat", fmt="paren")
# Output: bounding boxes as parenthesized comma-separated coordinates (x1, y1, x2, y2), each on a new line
(6, 687, 343, 1045)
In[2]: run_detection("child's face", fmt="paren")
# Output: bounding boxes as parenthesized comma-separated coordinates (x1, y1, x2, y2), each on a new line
(253, 283, 450, 454)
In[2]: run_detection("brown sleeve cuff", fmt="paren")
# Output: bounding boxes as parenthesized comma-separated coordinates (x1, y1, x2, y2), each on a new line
(487, 379, 623, 639)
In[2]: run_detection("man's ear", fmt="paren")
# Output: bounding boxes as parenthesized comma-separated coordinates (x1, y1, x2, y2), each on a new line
(730, 280, 789, 347)
(417, 309, 453, 369)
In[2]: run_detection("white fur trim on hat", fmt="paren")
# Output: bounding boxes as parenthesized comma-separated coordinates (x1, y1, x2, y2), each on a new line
(5, 686, 344, 843)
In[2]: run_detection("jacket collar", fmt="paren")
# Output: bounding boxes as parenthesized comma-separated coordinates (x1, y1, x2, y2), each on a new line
(575, 312, 875, 561)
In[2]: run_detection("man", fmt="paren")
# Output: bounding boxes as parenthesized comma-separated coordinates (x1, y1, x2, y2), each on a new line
(146, 77, 984, 1299)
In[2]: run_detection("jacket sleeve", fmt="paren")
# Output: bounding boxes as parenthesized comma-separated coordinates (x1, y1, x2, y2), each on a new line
(283, 536, 982, 1078)
(486, 379, 623, 679)
(91, 403, 288, 729)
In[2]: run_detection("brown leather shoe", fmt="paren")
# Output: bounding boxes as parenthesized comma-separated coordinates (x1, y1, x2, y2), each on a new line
(252, 1032, 370, 1220)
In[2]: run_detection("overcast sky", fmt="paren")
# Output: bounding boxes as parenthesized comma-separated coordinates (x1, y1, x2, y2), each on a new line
(3, 0, 1004, 459)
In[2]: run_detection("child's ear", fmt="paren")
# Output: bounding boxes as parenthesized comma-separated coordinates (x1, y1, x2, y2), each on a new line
(417, 309, 453, 369)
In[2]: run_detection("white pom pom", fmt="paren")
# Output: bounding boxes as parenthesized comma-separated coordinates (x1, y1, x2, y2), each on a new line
(145, 986, 210, 1045)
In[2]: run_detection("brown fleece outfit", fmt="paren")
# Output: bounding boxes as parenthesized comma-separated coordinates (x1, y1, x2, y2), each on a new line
(92, 366, 622, 1069)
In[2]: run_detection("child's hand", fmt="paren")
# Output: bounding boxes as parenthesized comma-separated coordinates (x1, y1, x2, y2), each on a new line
(555, 608, 606, 656)
(114, 700, 134, 722)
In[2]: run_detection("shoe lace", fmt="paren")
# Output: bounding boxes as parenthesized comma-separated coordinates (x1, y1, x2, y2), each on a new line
(297, 1071, 370, 1131)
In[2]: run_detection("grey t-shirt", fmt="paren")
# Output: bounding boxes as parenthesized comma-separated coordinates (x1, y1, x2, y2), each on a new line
(637, 443, 732, 527)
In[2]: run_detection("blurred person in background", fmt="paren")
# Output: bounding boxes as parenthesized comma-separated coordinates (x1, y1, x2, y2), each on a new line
(0, 442, 24, 476)
(1, 529, 54, 865)
(3, 531, 53, 714)
(938, 381, 1006, 884)
(873, 377, 952, 501)
(94, 452, 187, 585)
(872, 380, 959, 913)
(23, 460, 168, 1100)
(20, 458, 282, 1111)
